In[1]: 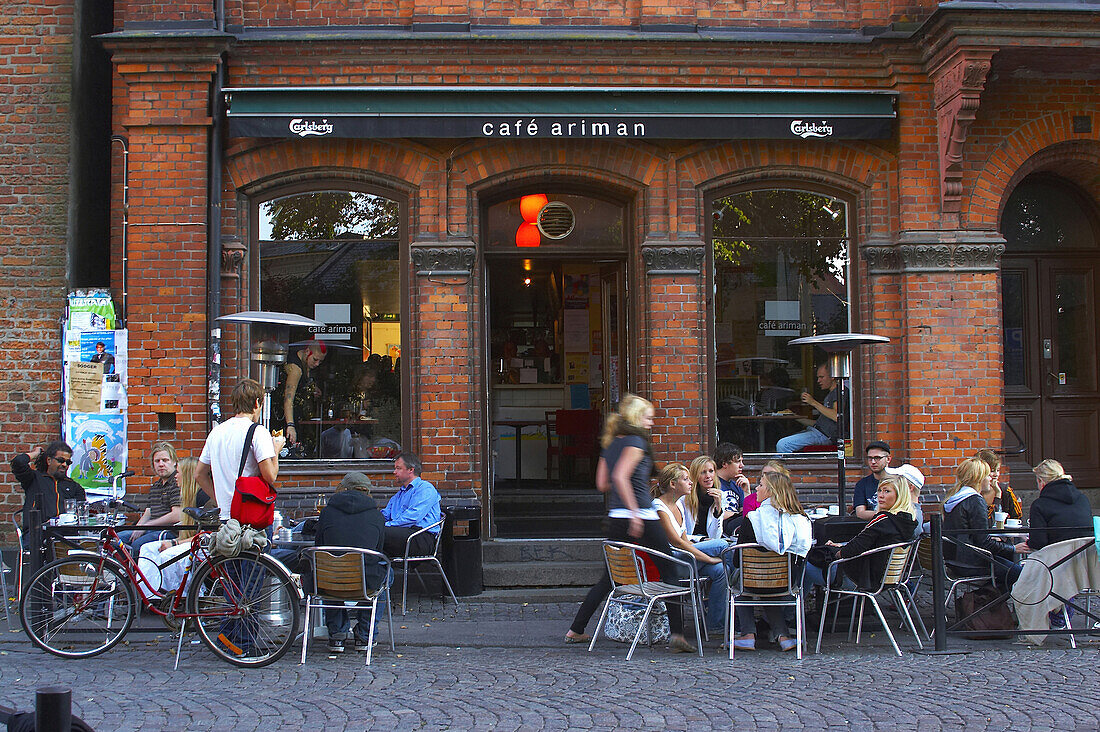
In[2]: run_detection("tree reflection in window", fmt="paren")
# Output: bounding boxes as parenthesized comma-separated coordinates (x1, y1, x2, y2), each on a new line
(711, 189, 851, 453)
(259, 190, 403, 461)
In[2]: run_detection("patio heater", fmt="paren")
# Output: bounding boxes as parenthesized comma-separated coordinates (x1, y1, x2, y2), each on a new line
(216, 311, 325, 429)
(787, 332, 890, 510)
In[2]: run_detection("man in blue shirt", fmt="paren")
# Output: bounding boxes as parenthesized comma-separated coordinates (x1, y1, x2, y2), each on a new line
(852, 440, 891, 519)
(381, 452, 442, 558)
(714, 442, 751, 536)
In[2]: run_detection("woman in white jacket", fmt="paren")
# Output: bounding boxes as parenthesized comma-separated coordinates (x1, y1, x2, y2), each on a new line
(731, 470, 812, 651)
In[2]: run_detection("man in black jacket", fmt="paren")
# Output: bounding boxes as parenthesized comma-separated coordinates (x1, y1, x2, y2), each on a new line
(314, 471, 388, 653)
(11, 441, 85, 540)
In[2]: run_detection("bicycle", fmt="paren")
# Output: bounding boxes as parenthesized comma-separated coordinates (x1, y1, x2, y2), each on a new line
(19, 473, 301, 668)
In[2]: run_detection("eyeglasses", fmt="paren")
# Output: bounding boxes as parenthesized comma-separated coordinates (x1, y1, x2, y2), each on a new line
(52, 457, 72, 466)
(866, 455, 889, 462)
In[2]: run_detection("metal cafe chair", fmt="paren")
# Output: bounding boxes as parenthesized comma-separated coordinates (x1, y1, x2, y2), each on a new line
(722, 543, 807, 660)
(301, 546, 395, 666)
(391, 516, 460, 615)
(815, 540, 922, 656)
(588, 541, 704, 660)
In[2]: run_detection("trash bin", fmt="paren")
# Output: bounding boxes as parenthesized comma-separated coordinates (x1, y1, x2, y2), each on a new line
(442, 503, 483, 596)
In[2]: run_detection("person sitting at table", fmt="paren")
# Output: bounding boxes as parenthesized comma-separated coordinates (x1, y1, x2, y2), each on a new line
(775, 364, 841, 453)
(732, 469, 812, 651)
(651, 462, 729, 634)
(975, 448, 1023, 524)
(714, 443, 751, 536)
(683, 455, 722, 540)
(10, 440, 85, 541)
(851, 441, 891, 520)
(382, 453, 441, 559)
(1015, 459, 1093, 553)
(315, 470, 389, 653)
(942, 457, 1020, 590)
(806, 474, 917, 591)
(280, 340, 328, 447)
(136, 457, 204, 598)
(743, 460, 790, 517)
(118, 441, 183, 555)
(884, 463, 925, 538)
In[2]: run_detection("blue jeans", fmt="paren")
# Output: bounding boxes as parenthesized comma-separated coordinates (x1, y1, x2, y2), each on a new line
(776, 426, 831, 454)
(676, 539, 731, 632)
(118, 529, 176, 554)
(324, 569, 393, 641)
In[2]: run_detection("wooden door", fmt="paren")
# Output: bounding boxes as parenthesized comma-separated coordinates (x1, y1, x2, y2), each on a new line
(1004, 255, 1100, 488)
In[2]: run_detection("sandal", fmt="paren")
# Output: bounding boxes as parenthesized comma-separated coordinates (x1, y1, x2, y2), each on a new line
(564, 632, 591, 644)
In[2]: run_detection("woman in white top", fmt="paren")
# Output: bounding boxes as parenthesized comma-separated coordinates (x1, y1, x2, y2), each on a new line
(652, 463, 731, 633)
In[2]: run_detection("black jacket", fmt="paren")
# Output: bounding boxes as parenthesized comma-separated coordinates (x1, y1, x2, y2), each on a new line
(314, 490, 387, 590)
(1027, 478, 1093, 551)
(943, 492, 1016, 573)
(11, 453, 85, 530)
(836, 510, 917, 589)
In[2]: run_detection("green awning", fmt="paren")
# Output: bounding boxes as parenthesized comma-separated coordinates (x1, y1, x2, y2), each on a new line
(226, 86, 896, 140)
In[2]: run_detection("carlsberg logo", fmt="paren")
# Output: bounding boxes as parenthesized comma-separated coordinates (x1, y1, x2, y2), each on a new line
(790, 120, 833, 138)
(290, 118, 334, 137)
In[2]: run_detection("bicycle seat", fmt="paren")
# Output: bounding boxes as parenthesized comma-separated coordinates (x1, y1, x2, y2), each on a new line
(184, 507, 221, 527)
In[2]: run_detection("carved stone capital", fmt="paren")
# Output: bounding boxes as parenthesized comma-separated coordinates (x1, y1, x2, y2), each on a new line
(930, 48, 994, 213)
(411, 239, 477, 276)
(642, 238, 706, 275)
(220, 235, 246, 280)
(861, 231, 1006, 273)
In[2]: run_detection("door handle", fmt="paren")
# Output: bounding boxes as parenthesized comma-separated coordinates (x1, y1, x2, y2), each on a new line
(1048, 372, 1067, 385)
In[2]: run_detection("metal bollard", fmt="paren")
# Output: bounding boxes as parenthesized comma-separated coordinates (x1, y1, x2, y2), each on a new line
(35, 686, 71, 732)
(930, 512, 948, 651)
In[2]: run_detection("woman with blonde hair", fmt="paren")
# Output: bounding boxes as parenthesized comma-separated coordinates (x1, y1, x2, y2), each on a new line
(651, 463, 729, 632)
(811, 474, 918, 590)
(684, 455, 722, 539)
(742, 460, 790, 516)
(943, 457, 1020, 588)
(566, 395, 696, 652)
(732, 470, 812, 651)
(137, 456, 204, 598)
(1015, 459, 1092, 553)
(974, 448, 1022, 523)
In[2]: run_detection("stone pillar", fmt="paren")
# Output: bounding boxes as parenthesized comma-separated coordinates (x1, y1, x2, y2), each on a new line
(861, 230, 1006, 482)
(105, 36, 228, 461)
(410, 240, 480, 497)
(642, 239, 708, 460)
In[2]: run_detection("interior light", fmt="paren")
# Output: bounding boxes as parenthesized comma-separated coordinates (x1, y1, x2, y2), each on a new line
(516, 222, 540, 247)
(523, 259, 533, 271)
(520, 194, 549, 223)
(523, 277, 532, 287)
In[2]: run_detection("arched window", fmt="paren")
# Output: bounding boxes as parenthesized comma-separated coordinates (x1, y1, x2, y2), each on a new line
(711, 188, 852, 454)
(256, 189, 404, 461)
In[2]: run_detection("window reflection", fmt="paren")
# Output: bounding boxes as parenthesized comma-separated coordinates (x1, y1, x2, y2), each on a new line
(711, 189, 851, 454)
(258, 190, 403, 460)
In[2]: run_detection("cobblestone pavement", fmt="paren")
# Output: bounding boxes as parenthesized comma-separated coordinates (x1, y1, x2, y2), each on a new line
(1, 600, 1098, 731)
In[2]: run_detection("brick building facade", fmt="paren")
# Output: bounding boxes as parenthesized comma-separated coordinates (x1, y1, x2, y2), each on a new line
(4, 1, 1099, 551)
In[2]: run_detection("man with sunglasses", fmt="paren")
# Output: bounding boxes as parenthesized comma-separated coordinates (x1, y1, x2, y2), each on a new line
(11, 440, 85, 538)
(852, 441, 891, 520)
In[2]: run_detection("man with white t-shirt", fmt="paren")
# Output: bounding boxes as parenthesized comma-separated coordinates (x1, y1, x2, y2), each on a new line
(197, 379, 286, 519)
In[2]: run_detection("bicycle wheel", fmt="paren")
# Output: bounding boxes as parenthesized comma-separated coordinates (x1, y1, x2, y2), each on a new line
(186, 552, 300, 668)
(20, 555, 136, 659)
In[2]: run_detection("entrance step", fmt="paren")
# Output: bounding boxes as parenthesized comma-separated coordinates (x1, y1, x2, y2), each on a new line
(482, 538, 605, 589)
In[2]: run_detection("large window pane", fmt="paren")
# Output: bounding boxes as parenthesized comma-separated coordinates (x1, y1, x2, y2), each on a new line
(258, 190, 403, 460)
(712, 189, 851, 454)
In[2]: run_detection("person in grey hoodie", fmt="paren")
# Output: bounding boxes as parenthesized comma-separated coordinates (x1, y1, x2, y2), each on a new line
(942, 458, 1020, 589)
(314, 471, 388, 652)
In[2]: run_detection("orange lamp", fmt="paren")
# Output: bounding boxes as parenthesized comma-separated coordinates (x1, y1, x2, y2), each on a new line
(515, 222, 541, 247)
(520, 194, 549, 223)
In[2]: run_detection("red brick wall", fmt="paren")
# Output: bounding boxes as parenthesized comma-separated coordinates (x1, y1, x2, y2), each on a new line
(0, 0, 73, 528)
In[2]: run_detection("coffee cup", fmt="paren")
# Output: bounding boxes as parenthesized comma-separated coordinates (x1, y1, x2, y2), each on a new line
(993, 511, 1007, 529)
(828, 504, 840, 516)
(1005, 518, 1022, 529)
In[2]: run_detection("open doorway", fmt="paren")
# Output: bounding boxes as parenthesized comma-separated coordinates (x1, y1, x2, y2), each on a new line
(487, 257, 626, 538)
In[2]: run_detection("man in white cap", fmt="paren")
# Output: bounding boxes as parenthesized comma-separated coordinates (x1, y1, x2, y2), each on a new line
(886, 463, 925, 538)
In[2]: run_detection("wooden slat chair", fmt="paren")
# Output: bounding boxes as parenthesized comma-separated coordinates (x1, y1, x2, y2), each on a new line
(301, 546, 394, 666)
(722, 543, 806, 660)
(815, 540, 923, 656)
(47, 536, 122, 629)
(588, 541, 703, 660)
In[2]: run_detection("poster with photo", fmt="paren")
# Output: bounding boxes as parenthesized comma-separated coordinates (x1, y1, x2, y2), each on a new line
(64, 413, 127, 496)
(63, 329, 128, 412)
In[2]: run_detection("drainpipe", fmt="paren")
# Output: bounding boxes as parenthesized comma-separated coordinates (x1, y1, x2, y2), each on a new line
(207, 0, 227, 427)
(110, 135, 128, 326)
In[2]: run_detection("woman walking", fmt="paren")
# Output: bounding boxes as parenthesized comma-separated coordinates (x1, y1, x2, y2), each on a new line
(565, 395, 696, 653)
